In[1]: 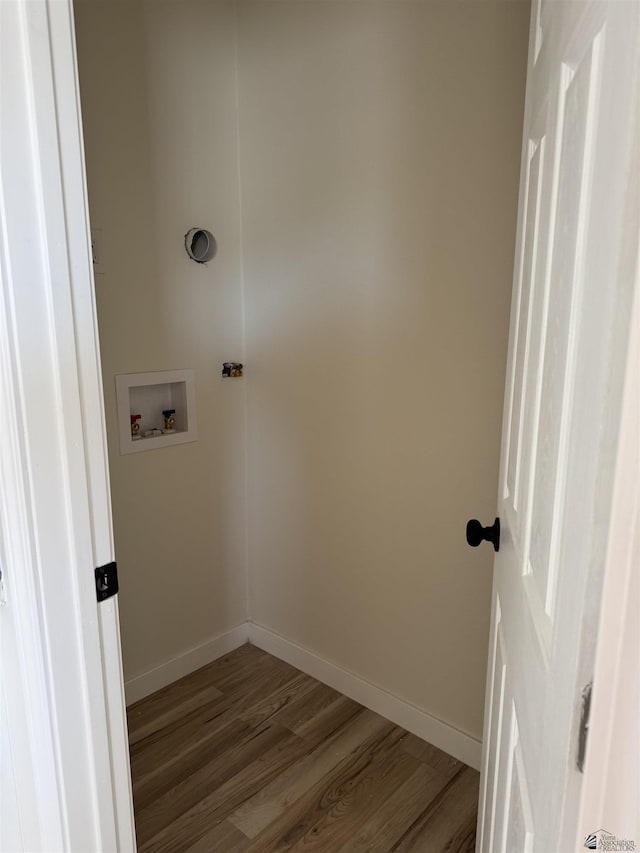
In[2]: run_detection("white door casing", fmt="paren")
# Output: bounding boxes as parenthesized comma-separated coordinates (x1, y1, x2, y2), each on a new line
(0, 0, 135, 849)
(575, 268, 640, 846)
(477, 1, 640, 851)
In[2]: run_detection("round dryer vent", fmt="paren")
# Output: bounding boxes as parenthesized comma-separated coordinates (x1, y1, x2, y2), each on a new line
(185, 228, 217, 264)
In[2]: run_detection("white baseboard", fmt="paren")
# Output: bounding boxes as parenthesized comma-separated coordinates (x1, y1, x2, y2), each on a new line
(124, 623, 250, 706)
(124, 619, 482, 770)
(248, 622, 482, 771)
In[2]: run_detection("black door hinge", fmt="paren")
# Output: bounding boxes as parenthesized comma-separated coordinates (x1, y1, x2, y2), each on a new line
(577, 680, 592, 773)
(95, 561, 119, 602)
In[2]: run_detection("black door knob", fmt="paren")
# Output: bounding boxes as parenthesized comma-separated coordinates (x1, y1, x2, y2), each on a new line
(466, 517, 500, 552)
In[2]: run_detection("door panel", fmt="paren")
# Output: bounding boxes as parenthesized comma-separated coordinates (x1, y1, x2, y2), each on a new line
(527, 34, 602, 629)
(479, 597, 508, 852)
(505, 739, 534, 853)
(504, 136, 545, 524)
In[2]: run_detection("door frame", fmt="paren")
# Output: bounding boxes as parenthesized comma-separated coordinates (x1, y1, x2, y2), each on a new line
(0, 0, 135, 848)
(572, 257, 640, 848)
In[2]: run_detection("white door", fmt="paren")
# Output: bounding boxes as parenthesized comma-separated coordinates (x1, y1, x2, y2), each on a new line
(477, 0, 640, 850)
(0, 0, 135, 849)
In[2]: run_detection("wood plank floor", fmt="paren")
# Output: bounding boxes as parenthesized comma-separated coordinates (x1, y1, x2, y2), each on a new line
(127, 644, 479, 852)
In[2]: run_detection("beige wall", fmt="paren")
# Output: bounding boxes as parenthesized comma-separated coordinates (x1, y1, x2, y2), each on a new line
(76, 0, 528, 740)
(238, 0, 528, 739)
(74, 0, 247, 680)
